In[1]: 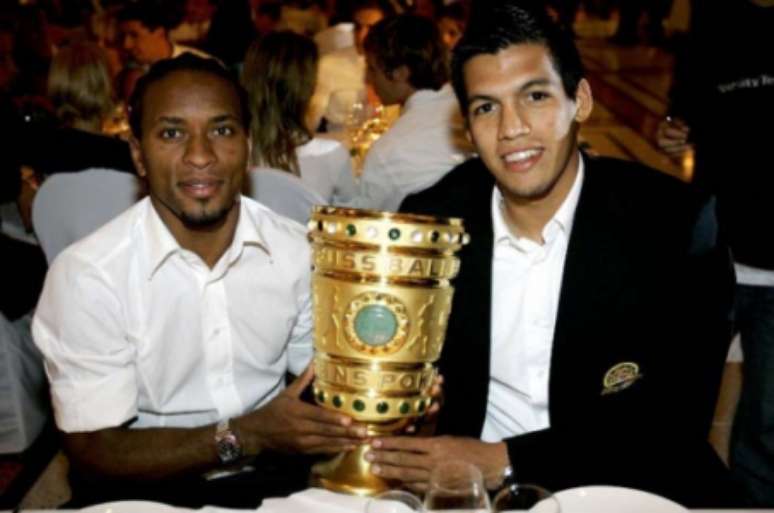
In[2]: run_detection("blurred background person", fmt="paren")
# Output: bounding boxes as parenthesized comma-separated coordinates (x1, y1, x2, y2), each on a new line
(436, 2, 467, 51)
(242, 31, 355, 204)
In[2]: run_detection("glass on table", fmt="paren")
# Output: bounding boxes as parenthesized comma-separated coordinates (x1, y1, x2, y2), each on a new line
(365, 490, 424, 513)
(423, 460, 491, 512)
(491, 483, 560, 513)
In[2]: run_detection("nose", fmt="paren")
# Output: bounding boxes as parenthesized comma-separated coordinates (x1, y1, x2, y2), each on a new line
(499, 104, 530, 140)
(183, 133, 216, 169)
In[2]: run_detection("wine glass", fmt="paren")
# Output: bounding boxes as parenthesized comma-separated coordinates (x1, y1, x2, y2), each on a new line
(491, 483, 560, 513)
(365, 490, 424, 513)
(423, 460, 491, 512)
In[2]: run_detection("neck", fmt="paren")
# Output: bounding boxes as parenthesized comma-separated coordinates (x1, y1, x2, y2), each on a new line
(500, 150, 580, 244)
(153, 198, 241, 268)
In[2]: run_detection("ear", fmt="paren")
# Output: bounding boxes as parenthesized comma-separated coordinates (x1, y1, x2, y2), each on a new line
(129, 136, 147, 178)
(573, 78, 593, 123)
(390, 64, 411, 85)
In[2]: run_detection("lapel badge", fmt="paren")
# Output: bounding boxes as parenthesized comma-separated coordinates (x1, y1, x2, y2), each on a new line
(601, 362, 642, 395)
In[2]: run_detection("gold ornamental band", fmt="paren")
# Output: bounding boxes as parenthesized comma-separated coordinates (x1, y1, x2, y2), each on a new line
(312, 383, 433, 422)
(308, 206, 469, 254)
(313, 245, 461, 281)
(314, 354, 435, 394)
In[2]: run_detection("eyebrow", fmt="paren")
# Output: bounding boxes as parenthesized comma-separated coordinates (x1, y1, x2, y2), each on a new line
(154, 114, 240, 125)
(468, 78, 553, 104)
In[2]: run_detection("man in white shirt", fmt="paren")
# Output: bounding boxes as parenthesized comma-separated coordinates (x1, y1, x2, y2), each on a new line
(118, 1, 212, 69)
(346, 14, 473, 212)
(32, 54, 365, 508)
(364, 4, 742, 507)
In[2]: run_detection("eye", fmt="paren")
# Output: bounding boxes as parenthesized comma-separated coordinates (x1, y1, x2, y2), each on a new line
(470, 102, 495, 117)
(212, 125, 235, 137)
(159, 127, 182, 139)
(527, 91, 550, 102)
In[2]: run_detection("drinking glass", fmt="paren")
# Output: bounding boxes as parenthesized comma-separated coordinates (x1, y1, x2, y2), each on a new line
(423, 460, 491, 512)
(491, 483, 560, 513)
(365, 490, 424, 513)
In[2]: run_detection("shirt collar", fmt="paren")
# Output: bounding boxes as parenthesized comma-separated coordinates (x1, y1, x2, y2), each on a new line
(142, 196, 270, 280)
(491, 152, 585, 248)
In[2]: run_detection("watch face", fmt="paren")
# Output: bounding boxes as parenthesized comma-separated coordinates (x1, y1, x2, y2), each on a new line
(216, 431, 242, 464)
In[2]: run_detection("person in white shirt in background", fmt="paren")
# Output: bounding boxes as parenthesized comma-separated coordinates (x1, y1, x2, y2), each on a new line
(345, 14, 473, 212)
(308, 0, 395, 130)
(32, 54, 366, 509)
(242, 30, 356, 204)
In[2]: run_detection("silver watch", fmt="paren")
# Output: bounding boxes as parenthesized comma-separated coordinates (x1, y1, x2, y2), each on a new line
(215, 418, 243, 464)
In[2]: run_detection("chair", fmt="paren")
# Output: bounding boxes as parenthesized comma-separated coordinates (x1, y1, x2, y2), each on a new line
(245, 167, 327, 225)
(32, 168, 143, 263)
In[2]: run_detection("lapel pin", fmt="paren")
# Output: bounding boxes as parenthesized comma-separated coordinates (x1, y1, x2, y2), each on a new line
(601, 361, 642, 395)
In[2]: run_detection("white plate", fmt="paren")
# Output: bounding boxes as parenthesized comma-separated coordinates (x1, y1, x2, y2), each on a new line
(554, 486, 688, 513)
(79, 500, 187, 513)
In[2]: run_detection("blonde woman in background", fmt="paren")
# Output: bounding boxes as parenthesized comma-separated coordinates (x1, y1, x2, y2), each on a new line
(242, 30, 356, 204)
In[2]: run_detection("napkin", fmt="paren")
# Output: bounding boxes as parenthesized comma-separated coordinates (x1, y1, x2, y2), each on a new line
(258, 488, 371, 513)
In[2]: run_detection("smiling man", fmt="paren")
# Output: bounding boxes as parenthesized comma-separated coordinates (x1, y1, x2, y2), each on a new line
(365, 3, 742, 507)
(32, 54, 365, 508)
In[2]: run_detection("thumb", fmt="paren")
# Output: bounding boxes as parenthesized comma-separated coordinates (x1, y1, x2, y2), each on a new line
(286, 362, 316, 397)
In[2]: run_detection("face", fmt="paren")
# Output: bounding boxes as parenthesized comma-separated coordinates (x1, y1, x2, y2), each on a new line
(438, 17, 463, 50)
(130, 70, 250, 233)
(120, 20, 167, 65)
(464, 44, 592, 207)
(353, 7, 384, 54)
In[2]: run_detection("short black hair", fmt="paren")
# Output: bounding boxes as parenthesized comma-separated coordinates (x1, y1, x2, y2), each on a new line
(451, 2, 585, 113)
(128, 53, 251, 138)
(364, 15, 448, 91)
(117, 1, 174, 32)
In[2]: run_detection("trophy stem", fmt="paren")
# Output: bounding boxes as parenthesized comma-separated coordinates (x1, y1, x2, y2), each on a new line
(310, 420, 408, 496)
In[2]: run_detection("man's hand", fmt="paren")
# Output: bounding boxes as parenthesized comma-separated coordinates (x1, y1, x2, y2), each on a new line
(236, 365, 367, 455)
(405, 374, 444, 435)
(656, 117, 692, 158)
(17, 166, 39, 232)
(365, 435, 509, 492)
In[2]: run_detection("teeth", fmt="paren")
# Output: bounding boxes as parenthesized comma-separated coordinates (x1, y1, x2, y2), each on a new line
(504, 149, 540, 163)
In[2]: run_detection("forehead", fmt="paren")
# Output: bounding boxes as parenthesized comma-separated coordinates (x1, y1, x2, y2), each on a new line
(464, 43, 561, 93)
(120, 20, 152, 34)
(141, 70, 241, 122)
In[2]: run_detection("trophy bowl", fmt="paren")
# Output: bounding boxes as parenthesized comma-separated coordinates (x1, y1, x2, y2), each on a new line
(307, 206, 469, 496)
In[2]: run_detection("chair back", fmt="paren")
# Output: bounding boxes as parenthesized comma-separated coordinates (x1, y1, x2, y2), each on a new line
(245, 167, 327, 224)
(32, 168, 143, 263)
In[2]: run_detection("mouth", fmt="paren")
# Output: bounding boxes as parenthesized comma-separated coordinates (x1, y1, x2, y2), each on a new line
(179, 178, 223, 200)
(501, 147, 543, 172)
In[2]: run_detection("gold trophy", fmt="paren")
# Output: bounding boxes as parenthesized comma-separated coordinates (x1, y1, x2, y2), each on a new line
(307, 206, 469, 496)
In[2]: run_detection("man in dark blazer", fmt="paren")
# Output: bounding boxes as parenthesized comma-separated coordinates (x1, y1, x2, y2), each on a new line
(364, 3, 742, 507)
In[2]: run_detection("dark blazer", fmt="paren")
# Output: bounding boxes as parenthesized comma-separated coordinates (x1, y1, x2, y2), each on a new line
(401, 155, 741, 507)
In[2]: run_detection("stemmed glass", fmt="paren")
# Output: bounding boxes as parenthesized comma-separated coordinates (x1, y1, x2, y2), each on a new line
(423, 460, 491, 512)
(491, 483, 560, 513)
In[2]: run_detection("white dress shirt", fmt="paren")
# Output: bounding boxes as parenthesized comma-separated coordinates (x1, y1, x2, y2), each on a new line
(33, 196, 313, 433)
(346, 84, 473, 212)
(296, 137, 357, 204)
(481, 156, 584, 442)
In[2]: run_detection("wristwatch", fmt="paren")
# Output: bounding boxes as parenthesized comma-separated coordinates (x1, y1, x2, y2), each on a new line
(215, 418, 243, 464)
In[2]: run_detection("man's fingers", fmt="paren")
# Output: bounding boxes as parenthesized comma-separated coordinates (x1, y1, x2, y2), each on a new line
(290, 400, 362, 431)
(286, 364, 315, 396)
(370, 463, 431, 484)
(366, 448, 431, 469)
(370, 436, 432, 452)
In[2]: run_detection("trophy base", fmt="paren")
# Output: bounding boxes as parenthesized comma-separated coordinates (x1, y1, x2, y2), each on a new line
(310, 444, 392, 496)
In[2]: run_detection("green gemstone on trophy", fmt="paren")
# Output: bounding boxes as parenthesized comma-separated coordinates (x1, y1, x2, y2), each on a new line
(317, 391, 325, 403)
(389, 228, 401, 240)
(417, 400, 426, 413)
(400, 402, 410, 414)
(353, 399, 366, 412)
(332, 395, 342, 408)
(346, 224, 357, 236)
(377, 402, 389, 414)
(354, 305, 398, 346)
